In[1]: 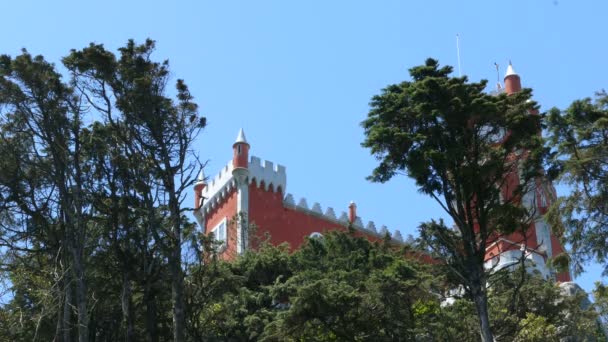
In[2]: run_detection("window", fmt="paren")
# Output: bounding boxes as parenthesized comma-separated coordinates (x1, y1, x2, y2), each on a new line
(211, 218, 227, 245)
(237, 144, 242, 155)
(309, 232, 323, 239)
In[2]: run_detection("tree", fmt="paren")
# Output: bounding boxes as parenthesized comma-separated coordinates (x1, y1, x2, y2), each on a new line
(435, 269, 602, 341)
(0, 39, 203, 342)
(361, 58, 544, 341)
(0, 50, 93, 342)
(546, 91, 608, 275)
(63, 39, 205, 342)
(80, 121, 169, 341)
(592, 281, 608, 334)
(186, 230, 438, 341)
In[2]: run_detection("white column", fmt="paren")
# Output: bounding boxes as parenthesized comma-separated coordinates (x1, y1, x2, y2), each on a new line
(233, 168, 249, 254)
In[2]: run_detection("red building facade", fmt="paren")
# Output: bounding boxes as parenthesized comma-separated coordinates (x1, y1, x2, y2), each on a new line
(193, 64, 571, 281)
(483, 63, 571, 281)
(192, 128, 397, 260)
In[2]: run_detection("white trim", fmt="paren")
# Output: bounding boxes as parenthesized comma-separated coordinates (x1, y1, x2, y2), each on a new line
(486, 237, 544, 256)
(210, 217, 228, 246)
(534, 219, 553, 258)
(200, 160, 235, 212)
(309, 232, 323, 239)
(237, 179, 249, 254)
(232, 167, 250, 255)
(249, 156, 287, 193)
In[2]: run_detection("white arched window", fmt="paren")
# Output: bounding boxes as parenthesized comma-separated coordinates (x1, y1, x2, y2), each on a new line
(211, 218, 227, 246)
(309, 232, 323, 239)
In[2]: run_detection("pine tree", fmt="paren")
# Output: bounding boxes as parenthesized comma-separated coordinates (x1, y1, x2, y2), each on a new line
(361, 58, 544, 341)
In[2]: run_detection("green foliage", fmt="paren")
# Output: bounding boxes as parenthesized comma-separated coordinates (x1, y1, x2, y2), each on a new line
(438, 271, 601, 341)
(361, 58, 544, 341)
(182, 235, 602, 341)
(514, 313, 558, 342)
(593, 282, 608, 334)
(187, 230, 438, 341)
(0, 39, 201, 341)
(1, 45, 604, 342)
(546, 91, 608, 275)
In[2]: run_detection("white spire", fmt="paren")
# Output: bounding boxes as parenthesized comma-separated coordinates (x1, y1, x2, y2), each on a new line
(505, 61, 518, 78)
(235, 128, 248, 144)
(196, 169, 205, 184)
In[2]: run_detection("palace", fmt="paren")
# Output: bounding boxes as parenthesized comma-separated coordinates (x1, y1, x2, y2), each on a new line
(192, 64, 571, 282)
(192, 128, 396, 258)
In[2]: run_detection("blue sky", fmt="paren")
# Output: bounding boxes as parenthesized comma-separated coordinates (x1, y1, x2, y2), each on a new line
(2, 0, 606, 292)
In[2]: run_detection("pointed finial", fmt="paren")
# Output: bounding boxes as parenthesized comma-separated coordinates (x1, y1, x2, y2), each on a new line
(196, 169, 205, 183)
(235, 128, 248, 144)
(505, 61, 518, 78)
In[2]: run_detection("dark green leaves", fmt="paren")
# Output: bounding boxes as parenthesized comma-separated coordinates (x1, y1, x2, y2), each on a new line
(546, 91, 608, 275)
(189, 230, 436, 341)
(362, 59, 545, 341)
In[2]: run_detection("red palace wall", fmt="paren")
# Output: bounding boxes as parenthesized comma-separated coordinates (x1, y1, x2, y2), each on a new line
(248, 184, 381, 250)
(204, 189, 239, 260)
(244, 185, 436, 263)
(197, 108, 572, 281)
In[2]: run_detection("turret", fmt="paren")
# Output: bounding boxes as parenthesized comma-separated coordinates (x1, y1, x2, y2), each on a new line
(233, 128, 250, 169)
(193, 169, 206, 210)
(348, 201, 357, 224)
(504, 62, 521, 95)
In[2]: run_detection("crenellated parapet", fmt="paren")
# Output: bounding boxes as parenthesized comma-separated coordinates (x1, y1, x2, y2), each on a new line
(282, 193, 409, 244)
(199, 155, 287, 216)
(200, 160, 236, 215)
(249, 156, 287, 193)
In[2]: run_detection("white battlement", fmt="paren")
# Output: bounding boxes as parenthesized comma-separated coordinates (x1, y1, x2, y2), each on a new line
(195, 151, 407, 246)
(249, 156, 287, 193)
(202, 161, 234, 198)
(200, 160, 236, 214)
(282, 193, 408, 244)
(198, 156, 287, 215)
(484, 248, 551, 279)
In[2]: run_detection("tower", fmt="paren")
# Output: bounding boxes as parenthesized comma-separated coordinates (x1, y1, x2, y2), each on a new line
(484, 62, 571, 282)
(233, 128, 250, 169)
(504, 62, 521, 95)
(232, 128, 250, 254)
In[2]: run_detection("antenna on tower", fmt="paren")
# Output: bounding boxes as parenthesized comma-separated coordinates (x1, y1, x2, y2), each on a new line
(491, 62, 503, 94)
(456, 34, 462, 77)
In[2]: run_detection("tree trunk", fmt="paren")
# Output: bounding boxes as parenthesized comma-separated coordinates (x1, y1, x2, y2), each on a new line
(63, 280, 72, 342)
(167, 179, 186, 342)
(142, 206, 160, 342)
(169, 247, 185, 342)
(144, 283, 159, 342)
(471, 276, 493, 342)
(54, 275, 66, 342)
(121, 271, 135, 341)
(73, 251, 89, 342)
